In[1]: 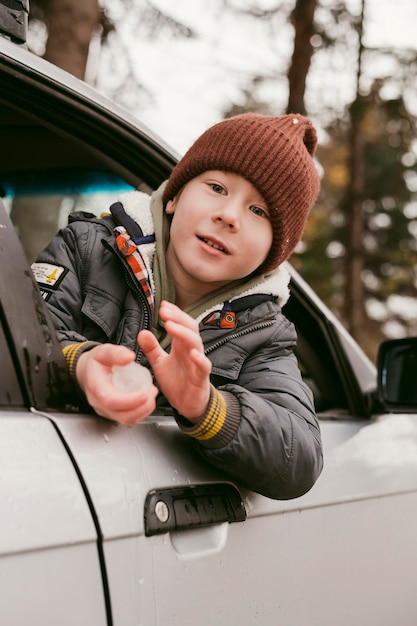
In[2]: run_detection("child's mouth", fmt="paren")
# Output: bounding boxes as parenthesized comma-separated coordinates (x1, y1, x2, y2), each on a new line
(199, 237, 228, 253)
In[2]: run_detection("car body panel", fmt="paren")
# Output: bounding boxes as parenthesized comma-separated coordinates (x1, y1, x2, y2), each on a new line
(0, 413, 107, 625)
(47, 412, 417, 532)
(0, 414, 96, 554)
(45, 411, 417, 625)
(0, 545, 108, 626)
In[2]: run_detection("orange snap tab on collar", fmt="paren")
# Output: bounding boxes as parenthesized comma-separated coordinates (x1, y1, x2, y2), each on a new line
(219, 311, 236, 329)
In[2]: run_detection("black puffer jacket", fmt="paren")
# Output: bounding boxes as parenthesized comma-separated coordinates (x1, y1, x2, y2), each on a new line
(33, 192, 323, 499)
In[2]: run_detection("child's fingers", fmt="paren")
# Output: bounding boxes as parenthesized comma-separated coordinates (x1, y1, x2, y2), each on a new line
(137, 329, 158, 351)
(92, 343, 136, 367)
(137, 329, 167, 365)
(164, 319, 204, 351)
(159, 301, 199, 332)
(189, 348, 212, 376)
(88, 385, 159, 424)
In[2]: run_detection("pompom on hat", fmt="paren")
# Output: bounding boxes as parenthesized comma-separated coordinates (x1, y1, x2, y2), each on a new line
(163, 112, 320, 274)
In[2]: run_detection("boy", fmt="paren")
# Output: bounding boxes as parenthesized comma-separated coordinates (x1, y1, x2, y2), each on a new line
(33, 112, 323, 500)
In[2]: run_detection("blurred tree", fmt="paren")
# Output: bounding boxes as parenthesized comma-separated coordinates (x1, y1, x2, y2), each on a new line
(300, 89, 417, 360)
(88, 1, 196, 114)
(296, 0, 417, 360)
(340, 0, 366, 345)
(222, 0, 318, 116)
(33, 0, 101, 77)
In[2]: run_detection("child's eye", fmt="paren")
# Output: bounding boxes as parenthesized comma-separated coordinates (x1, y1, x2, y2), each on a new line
(210, 183, 226, 195)
(250, 205, 269, 218)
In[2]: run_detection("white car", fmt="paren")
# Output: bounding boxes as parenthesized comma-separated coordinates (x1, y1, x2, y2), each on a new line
(1, 20, 417, 626)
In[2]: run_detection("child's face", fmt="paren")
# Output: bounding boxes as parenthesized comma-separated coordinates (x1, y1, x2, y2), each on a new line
(165, 170, 273, 306)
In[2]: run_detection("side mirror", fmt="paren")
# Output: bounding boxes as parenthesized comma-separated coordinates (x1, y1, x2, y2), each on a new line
(377, 337, 417, 411)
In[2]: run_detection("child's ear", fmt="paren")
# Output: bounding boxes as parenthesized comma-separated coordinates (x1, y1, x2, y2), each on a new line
(165, 199, 176, 215)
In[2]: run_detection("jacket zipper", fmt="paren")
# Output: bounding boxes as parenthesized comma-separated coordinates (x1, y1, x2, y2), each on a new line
(102, 239, 151, 359)
(204, 319, 275, 355)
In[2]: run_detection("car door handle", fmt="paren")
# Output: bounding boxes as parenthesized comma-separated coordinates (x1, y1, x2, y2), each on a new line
(144, 483, 246, 537)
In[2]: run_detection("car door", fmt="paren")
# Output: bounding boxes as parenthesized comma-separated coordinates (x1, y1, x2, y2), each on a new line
(2, 36, 417, 626)
(44, 305, 417, 626)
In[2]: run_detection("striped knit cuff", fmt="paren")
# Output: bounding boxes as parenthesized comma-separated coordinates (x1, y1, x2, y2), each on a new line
(175, 385, 241, 449)
(62, 341, 100, 386)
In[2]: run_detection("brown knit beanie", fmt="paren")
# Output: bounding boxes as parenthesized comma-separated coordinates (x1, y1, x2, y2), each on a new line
(163, 112, 320, 273)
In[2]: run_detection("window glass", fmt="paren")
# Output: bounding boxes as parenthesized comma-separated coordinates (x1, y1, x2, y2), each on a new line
(3, 170, 134, 262)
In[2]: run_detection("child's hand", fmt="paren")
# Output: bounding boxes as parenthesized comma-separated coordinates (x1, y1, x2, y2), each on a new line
(138, 301, 212, 422)
(76, 344, 159, 425)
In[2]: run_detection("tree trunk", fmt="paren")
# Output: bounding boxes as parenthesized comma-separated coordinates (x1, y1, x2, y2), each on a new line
(344, 103, 366, 341)
(44, 0, 100, 79)
(286, 0, 317, 115)
(343, 0, 366, 343)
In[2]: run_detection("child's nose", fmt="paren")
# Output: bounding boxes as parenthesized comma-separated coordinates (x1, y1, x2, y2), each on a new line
(213, 201, 241, 230)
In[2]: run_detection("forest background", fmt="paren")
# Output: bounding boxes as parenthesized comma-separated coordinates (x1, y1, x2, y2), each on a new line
(25, 0, 417, 362)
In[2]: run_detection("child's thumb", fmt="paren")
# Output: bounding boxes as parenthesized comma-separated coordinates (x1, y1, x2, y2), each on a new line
(137, 330, 163, 366)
